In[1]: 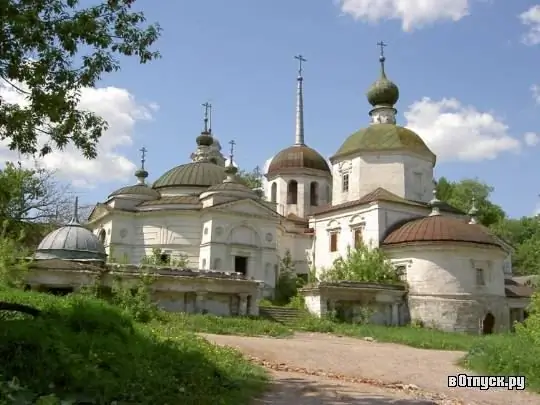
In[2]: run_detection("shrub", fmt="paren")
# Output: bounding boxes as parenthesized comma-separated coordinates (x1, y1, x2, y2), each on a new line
(320, 243, 402, 285)
(0, 289, 267, 404)
(463, 292, 540, 392)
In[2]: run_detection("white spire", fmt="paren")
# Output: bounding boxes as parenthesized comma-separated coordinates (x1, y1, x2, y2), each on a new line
(294, 54, 306, 145)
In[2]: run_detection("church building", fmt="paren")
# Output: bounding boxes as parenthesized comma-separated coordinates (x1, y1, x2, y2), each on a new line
(79, 45, 532, 333)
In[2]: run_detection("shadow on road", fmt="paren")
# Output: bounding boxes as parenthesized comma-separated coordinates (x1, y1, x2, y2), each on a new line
(253, 376, 437, 405)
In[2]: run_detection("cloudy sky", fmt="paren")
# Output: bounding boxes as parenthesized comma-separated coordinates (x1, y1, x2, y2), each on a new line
(1, 0, 539, 217)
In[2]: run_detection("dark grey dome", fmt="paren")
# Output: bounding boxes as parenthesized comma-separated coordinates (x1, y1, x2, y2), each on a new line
(35, 197, 107, 262)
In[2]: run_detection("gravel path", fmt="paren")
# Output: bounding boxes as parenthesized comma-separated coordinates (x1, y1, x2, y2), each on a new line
(203, 333, 540, 405)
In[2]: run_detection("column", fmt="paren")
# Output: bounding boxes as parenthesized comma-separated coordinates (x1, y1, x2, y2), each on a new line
(238, 293, 248, 316)
(391, 303, 399, 326)
(196, 292, 207, 314)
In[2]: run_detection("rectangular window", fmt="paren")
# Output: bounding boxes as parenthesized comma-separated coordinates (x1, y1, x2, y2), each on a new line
(476, 268, 485, 286)
(354, 228, 363, 248)
(330, 232, 338, 252)
(342, 174, 349, 192)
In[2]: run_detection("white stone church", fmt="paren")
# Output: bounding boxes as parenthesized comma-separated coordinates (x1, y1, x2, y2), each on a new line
(83, 49, 532, 333)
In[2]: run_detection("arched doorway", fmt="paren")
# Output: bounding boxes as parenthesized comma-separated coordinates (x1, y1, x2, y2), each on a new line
(482, 312, 495, 334)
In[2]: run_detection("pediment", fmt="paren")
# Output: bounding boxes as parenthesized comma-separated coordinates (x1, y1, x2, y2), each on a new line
(87, 204, 110, 223)
(207, 198, 279, 219)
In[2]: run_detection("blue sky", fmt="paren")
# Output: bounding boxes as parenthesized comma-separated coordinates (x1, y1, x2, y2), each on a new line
(3, 0, 540, 218)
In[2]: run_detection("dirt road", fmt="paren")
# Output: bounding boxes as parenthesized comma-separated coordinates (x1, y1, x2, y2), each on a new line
(203, 333, 539, 405)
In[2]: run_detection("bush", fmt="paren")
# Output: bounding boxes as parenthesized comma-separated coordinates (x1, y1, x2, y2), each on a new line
(463, 292, 540, 392)
(0, 288, 268, 404)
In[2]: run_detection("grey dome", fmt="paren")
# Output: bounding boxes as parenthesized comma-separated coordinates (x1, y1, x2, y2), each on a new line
(35, 197, 107, 262)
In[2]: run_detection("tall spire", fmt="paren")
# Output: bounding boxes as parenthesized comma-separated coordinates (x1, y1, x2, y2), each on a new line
(366, 41, 399, 125)
(294, 54, 306, 145)
(135, 146, 149, 185)
(69, 196, 81, 225)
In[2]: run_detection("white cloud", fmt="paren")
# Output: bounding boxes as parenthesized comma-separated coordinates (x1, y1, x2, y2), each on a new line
(520, 5, 540, 45)
(337, 0, 470, 31)
(524, 132, 540, 146)
(0, 81, 156, 188)
(404, 97, 521, 161)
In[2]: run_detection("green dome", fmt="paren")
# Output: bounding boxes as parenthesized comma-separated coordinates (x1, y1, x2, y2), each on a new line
(331, 124, 436, 164)
(196, 132, 213, 146)
(366, 75, 399, 107)
(152, 162, 226, 189)
(134, 169, 148, 178)
(108, 184, 159, 199)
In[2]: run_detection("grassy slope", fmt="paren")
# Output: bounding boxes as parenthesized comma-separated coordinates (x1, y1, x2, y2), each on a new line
(0, 289, 267, 404)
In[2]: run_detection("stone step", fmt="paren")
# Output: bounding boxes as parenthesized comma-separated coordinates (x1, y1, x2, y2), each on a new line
(259, 306, 304, 324)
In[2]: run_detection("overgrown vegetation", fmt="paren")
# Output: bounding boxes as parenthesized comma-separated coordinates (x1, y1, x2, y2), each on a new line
(0, 234, 267, 404)
(320, 243, 403, 285)
(463, 292, 540, 392)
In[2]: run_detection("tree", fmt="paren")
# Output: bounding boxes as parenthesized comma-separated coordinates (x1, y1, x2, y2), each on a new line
(491, 216, 540, 275)
(274, 250, 302, 305)
(0, 0, 161, 159)
(237, 166, 263, 189)
(435, 177, 506, 226)
(320, 243, 401, 285)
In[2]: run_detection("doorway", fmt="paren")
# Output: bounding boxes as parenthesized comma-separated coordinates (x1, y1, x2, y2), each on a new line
(234, 256, 248, 276)
(482, 312, 495, 335)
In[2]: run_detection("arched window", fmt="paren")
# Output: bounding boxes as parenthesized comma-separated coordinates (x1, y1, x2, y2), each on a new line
(98, 229, 106, 244)
(310, 182, 319, 206)
(287, 180, 298, 204)
(271, 182, 277, 203)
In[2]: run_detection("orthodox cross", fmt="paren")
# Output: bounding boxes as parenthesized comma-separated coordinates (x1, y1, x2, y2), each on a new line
(228, 139, 236, 161)
(377, 41, 387, 58)
(294, 54, 307, 76)
(202, 102, 211, 132)
(139, 146, 147, 170)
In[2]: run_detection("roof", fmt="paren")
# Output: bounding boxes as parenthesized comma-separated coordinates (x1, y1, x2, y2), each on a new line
(138, 196, 202, 207)
(331, 124, 436, 163)
(108, 184, 160, 199)
(382, 215, 503, 248)
(267, 145, 330, 176)
(206, 181, 255, 194)
(36, 222, 107, 261)
(312, 187, 464, 216)
(152, 162, 226, 189)
(504, 278, 535, 298)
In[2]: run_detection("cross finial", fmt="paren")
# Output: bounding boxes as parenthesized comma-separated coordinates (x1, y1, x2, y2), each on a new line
(228, 139, 236, 161)
(139, 146, 147, 170)
(202, 102, 211, 132)
(294, 54, 307, 77)
(377, 41, 387, 58)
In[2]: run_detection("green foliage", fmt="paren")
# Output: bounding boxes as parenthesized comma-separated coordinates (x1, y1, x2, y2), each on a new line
(236, 166, 263, 197)
(320, 243, 402, 284)
(0, 289, 267, 404)
(463, 292, 540, 392)
(0, 222, 31, 288)
(436, 177, 506, 226)
(0, 0, 161, 158)
(491, 216, 540, 275)
(155, 312, 293, 338)
(273, 250, 304, 306)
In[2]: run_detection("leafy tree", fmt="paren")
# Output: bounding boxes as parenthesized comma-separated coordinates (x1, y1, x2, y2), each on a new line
(237, 166, 264, 197)
(321, 243, 401, 285)
(491, 216, 540, 275)
(435, 177, 506, 226)
(274, 250, 302, 305)
(0, 0, 161, 158)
